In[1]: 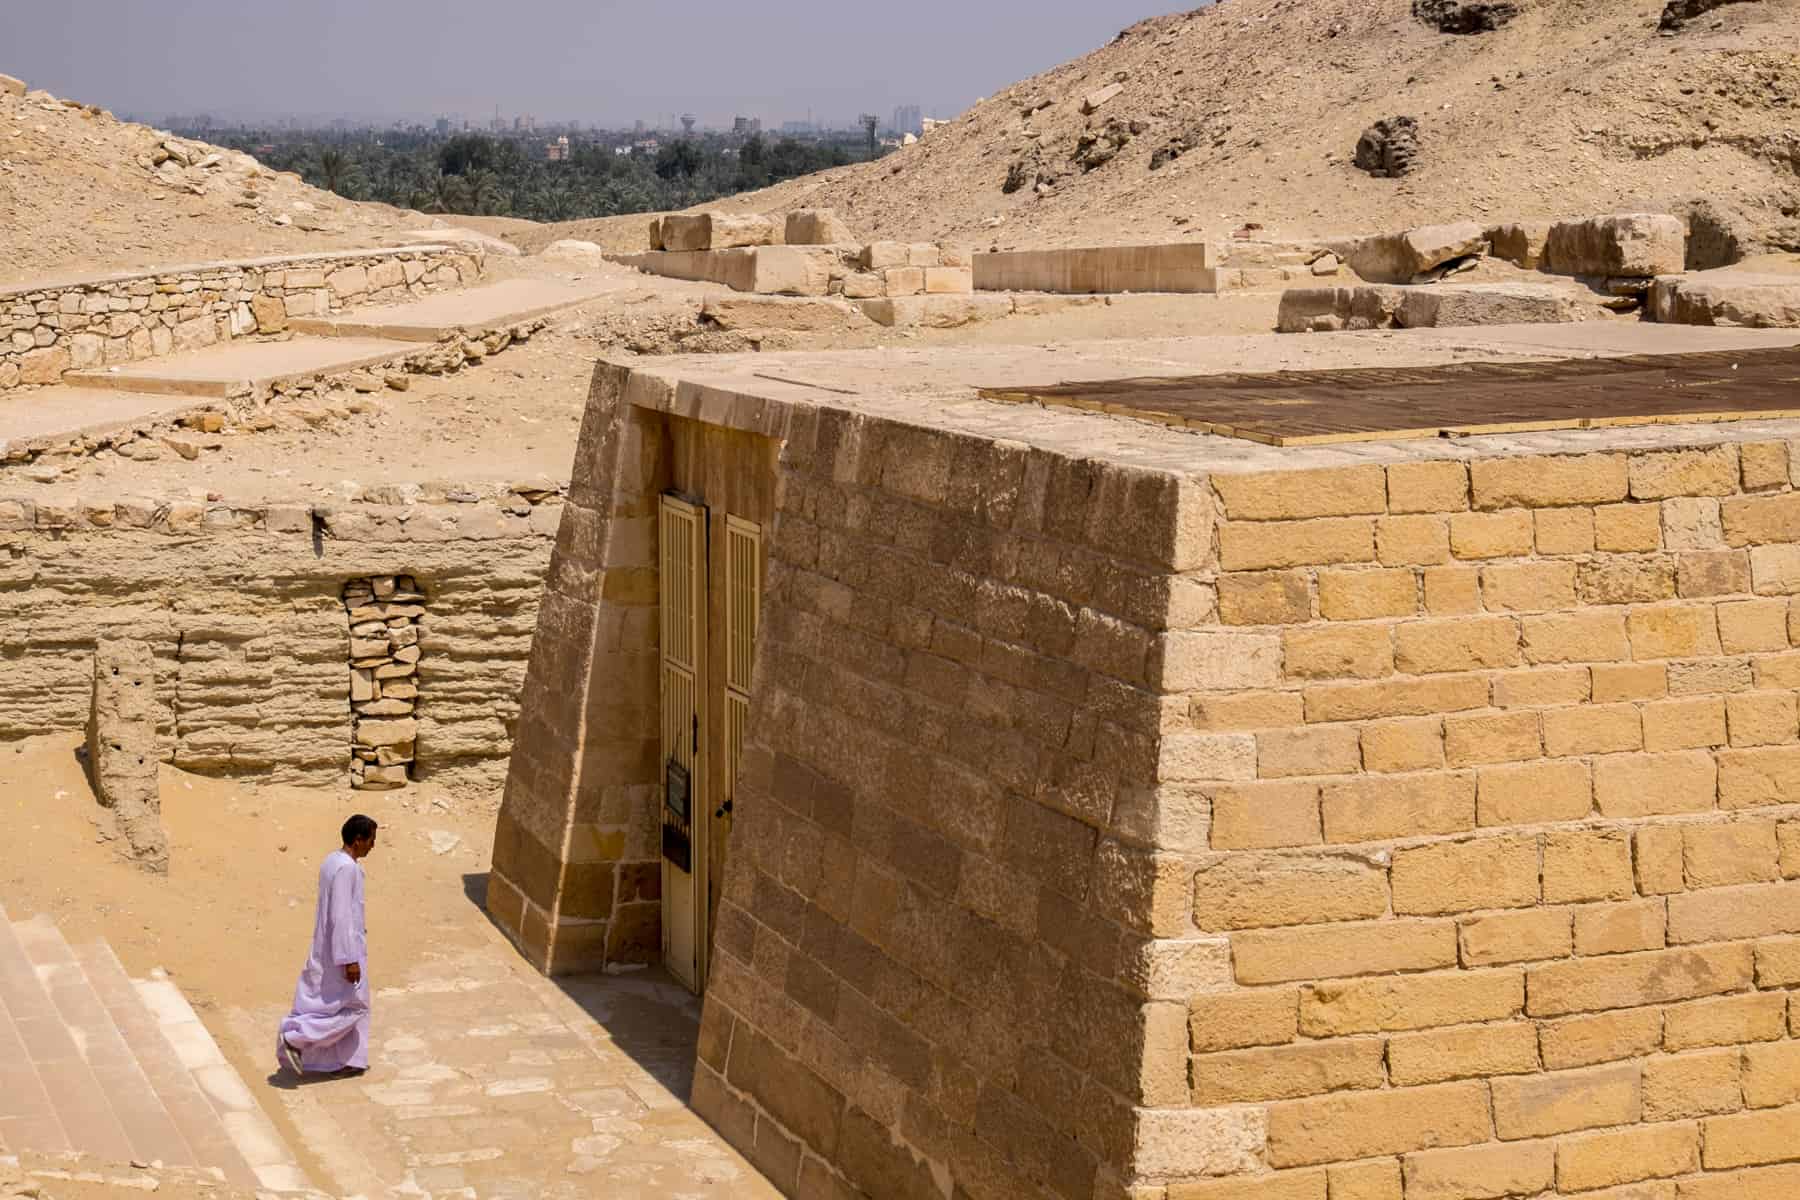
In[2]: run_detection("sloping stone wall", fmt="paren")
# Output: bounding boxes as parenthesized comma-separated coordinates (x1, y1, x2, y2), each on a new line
(0, 246, 481, 391)
(0, 493, 552, 794)
(491, 351, 1800, 1198)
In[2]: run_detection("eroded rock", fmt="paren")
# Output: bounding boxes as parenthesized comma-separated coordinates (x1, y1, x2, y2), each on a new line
(1346, 222, 1489, 283)
(86, 639, 169, 872)
(1354, 116, 1419, 178)
(1413, 0, 1520, 33)
(1660, 0, 1759, 30)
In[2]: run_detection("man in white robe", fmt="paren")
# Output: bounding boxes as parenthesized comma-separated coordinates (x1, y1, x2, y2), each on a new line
(276, 814, 377, 1075)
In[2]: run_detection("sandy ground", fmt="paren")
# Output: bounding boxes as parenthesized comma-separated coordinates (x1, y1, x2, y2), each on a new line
(0, 735, 774, 1200)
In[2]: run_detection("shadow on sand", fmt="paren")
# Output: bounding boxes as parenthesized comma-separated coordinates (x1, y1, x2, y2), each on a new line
(457, 871, 702, 1104)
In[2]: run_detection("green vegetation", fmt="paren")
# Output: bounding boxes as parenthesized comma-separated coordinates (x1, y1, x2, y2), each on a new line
(186, 128, 880, 222)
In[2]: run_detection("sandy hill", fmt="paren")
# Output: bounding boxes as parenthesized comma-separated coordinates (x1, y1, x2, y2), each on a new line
(0, 77, 438, 286)
(691, 0, 1800, 253)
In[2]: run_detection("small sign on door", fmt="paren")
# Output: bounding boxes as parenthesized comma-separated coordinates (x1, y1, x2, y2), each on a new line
(662, 757, 692, 872)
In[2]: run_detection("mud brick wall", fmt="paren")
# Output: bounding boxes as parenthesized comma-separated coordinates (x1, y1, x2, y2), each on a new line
(1157, 440, 1800, 1199)
(0, 246, 480, 392)
(0, 493, 552, 794)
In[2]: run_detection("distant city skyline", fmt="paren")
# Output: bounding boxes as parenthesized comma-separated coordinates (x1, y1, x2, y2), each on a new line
(7, 0, 1188, 134)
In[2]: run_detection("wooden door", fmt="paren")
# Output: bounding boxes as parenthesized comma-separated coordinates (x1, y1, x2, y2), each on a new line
(709, 515, 763, 968)
(658, 493, 707, 992)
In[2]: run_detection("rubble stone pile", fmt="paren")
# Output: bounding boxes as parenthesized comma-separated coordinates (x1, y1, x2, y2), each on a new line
(0, 247, 479, 392)
(1413, 0, 1520, 33)
(1354, 116, 1420, 179)
(345, 575, 425, 792)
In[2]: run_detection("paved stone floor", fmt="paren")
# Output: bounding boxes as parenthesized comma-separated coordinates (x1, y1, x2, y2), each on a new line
(228, 940, 778, 1199)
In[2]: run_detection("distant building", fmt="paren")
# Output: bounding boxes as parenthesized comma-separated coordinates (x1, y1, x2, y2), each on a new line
(546, 136, 570, 162)
(732, 116, 763, 136)
(892, 104, 922, 137)
(434, 116, 451, 136)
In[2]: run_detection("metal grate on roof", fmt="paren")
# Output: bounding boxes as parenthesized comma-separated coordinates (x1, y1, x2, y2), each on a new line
(978, 347, 1800, 446)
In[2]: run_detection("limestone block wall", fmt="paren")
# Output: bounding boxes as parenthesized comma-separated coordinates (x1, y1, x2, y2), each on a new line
(486, 364, 1216, 1198)
(1150, 441, 1800, 1198)
(0, 493, 553, 793)
(694, 406, 1218, 1200)
(0, 246, 481, 391)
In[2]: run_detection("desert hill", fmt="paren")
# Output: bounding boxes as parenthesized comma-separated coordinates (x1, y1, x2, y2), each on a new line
(691, 0, 1800, 255)
(0, 78, 439, 285)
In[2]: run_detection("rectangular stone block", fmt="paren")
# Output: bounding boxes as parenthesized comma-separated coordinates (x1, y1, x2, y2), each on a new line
(1386, 1021, 1540, 1086)
(1263, 1081, 1491, 1168)
(1321, 772, 1475, 843)
(1231, 918, 1457, 985)
(1390, 834, 1539, 914)
(1593, 752, 1716, 817)
(1492, 1063, 1641, 1139)
(1402, 1141, 1553, 1200)
(1701, 1106, 1800, 1170)
(1554, 1122, 1698, 1192)
(1214, 467, 1388, 521)
(1189, 989, 1298, 1053)
(1525, 944, 1754, 1016)
(1299, 970, 1522, 1036)
(922, 267, 973, 295)
(1476, 759, 1592, 826)
(1208, 780, 1321, 850)
(1471, 454, 1628, 509)
(1386, 461, 1469, 514)
(1192, 854, 1388, 931)
(1219, 518, 1375, 571)
(1393, 616, 1521, 674)
(1188, 1039, 1386, 1105)
(1539, 1007, 1664, 1070)
(1460, 908, 1573, 967)
(1645, 1049, 1744, 1122)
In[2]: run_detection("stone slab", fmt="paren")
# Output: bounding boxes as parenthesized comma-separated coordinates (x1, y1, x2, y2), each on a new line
(64, 337, 418, 398)
(287, 277, 622, 341)
(0, 386, 219, 458)
(973, 242, 1223, 294)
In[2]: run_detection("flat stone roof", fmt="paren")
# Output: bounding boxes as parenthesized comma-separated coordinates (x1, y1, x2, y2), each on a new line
(618, 323, 1800, 477)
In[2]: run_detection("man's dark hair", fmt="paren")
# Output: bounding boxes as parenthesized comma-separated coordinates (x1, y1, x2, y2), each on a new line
(342, 814, 379, 845)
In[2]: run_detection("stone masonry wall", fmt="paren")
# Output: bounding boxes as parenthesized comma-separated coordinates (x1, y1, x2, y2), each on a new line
(1149, 439, 1800, 1197)
(688, 402, 1210, 1200)
(0, 493, 552, 794)
(0, 246, 480, 391)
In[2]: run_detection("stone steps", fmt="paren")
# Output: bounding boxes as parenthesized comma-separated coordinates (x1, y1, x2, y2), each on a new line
(63, 336, 418, 399)
(0, 904, 309, 1192)
(287, 275, 621, 342)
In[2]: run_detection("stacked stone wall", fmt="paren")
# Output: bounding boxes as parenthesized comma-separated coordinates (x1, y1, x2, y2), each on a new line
(1149, 438, 1800, 1197)
(0, 493, 552, 793)
(0, 246, 480, 391)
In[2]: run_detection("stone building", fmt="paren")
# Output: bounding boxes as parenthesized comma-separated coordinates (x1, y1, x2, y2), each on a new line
(489, 325, 1800, 1199)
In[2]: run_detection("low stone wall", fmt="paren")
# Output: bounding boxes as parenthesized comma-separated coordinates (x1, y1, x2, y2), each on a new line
(0, 246, 482, 392)
(0, 491, 554, 794)
(973, 241, 1344, 296)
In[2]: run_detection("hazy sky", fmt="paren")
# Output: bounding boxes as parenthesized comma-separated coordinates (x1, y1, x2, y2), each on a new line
(6, 1, 1186, 127)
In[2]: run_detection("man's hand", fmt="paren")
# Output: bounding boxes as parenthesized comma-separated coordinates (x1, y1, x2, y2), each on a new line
(344, 962, 361, 985)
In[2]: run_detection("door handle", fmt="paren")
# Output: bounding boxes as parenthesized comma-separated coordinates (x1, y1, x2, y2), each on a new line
(715, 799, 734, 819)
